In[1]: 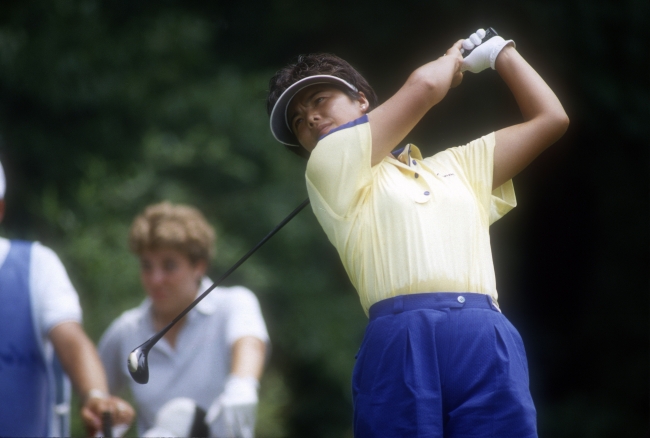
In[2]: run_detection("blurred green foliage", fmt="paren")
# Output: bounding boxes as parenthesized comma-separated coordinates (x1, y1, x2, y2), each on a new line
(0, 0, 647, 437)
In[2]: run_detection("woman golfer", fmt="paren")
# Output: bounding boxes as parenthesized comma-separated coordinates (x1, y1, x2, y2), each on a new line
(267, 29, 568, 437)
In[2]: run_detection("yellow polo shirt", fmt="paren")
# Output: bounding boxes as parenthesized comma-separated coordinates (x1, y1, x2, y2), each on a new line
(305, 115, 517, 314)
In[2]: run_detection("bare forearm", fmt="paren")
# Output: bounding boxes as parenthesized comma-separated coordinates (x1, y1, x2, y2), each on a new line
(369, 40, 464, 165)
(50, 322, 135, 431)
(496, 46, 569, 136)
(492, 46, 569, 188)
(50, 322, 109, 398)
(230, 336, 266, 380)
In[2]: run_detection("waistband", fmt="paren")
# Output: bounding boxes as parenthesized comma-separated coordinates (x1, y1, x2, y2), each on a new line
(368, 292, 500, 321)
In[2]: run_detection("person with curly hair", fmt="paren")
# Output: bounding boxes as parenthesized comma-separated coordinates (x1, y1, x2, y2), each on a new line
(99, 201, 269, 437)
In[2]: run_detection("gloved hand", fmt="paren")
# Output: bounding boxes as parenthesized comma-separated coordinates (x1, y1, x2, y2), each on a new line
(143, 397, 209, 438)
(461, 29, 515, 73)
(206, 375, 259, 438)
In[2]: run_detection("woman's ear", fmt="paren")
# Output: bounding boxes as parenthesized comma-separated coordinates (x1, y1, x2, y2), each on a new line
(358, 92, 370, 113)
(194, 259, 208, 281)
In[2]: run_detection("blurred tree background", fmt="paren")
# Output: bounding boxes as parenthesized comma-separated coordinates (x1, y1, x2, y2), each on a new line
(0, 0, 647, 436)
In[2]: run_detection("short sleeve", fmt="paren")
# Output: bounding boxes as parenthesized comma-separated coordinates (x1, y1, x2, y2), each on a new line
(489, 179, 516, 224)
(440, 133, 516, 224)
(305, 115, 373, 218)
(223, 286, 269, 346)
(30, 242, 82, 336)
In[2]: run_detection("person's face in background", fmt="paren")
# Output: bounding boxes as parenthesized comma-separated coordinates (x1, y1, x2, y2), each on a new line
(139, 247, 206, 320)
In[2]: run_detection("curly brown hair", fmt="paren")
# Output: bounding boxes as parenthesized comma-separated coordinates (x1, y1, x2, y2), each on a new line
(129, 201, 215, 265)
(267, 53, 378, 157)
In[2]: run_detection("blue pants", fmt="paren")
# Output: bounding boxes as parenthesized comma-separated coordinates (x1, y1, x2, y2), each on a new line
(353, 293, 537, 438)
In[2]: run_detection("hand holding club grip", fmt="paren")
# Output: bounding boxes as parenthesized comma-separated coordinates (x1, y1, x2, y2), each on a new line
(460, 27, 499, 57)
(460, 27, 516, 73)
(102, 411, 113, 437)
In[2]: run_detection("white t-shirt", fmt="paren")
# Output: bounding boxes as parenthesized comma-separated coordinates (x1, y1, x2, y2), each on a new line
(98, 278, 269, 435)
(0, 237, 82, 343)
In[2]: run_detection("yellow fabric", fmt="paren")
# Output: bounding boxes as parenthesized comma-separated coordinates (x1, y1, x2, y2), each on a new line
(305, 118, 516, 314)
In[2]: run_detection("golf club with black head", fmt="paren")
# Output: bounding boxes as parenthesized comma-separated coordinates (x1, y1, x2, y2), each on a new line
(128, 198, 310, 384)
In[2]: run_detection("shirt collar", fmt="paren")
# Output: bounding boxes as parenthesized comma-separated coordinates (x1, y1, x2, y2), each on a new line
(391, 143, 423, 166)
(140, 276, 217, 327)
(195, 276, 218, 315)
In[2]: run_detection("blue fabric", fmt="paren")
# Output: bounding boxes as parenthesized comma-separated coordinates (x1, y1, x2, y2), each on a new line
(319, 114, 369, 141)
(353, 293, 537, 438)
(52, 355, 71, 437)
(0, 240, 50, 437)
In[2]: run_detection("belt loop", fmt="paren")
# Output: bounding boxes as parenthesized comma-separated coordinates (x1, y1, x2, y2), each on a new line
(491, 296, 502, 313)
(392, 295, 404, 314)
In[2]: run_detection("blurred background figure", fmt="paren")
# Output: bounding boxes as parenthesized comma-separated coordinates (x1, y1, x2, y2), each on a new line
(98, 201, 269, 437)
(0, 159, 134, 437)
(143, 397, 210, 437)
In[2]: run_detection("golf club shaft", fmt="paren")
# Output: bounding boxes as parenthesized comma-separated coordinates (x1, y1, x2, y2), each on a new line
(102, 411, 112, 437)
(142, 198, 310, 348)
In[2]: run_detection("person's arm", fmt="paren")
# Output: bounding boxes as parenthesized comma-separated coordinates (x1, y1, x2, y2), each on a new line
(492, 46, 569, 189)
(205, 285, 269, 436)
(367, 39, 465, 166)
(231, 336, 267, 379)
(206, 336, 267, 437)
(49, 321, 134, 433)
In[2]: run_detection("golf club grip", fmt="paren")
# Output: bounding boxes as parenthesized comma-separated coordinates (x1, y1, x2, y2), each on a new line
(461, 27, 498, 58)
(102, 411, 113, 437)
(149, 198, 311, 343)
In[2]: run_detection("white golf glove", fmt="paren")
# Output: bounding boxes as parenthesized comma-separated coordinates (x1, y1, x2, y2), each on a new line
(143, 397, 209, 437)
(94, 424, 129, 438)
(207, 375, 259, 438)
(461, 29, 515, 73)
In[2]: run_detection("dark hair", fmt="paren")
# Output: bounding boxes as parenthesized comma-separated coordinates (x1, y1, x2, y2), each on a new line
(267, 53, 378, 158)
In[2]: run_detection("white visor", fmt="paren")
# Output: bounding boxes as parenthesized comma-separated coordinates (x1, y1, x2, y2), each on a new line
(269, 75, 358, 147)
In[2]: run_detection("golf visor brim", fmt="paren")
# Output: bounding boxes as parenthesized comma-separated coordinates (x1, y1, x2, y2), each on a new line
(269, 75, 358, 147)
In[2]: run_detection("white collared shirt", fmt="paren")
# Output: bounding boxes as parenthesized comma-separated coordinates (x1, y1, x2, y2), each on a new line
(98, 278, 269, 435)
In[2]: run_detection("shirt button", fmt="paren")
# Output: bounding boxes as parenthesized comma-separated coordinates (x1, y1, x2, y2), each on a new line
(424, 191, 430, 196)
(415, 173, 419, 178)
(458, 296, 465, 303)
(412, 160, 417, 165)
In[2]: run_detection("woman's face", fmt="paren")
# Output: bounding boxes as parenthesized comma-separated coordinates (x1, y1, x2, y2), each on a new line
(287, 85, 368, 152)
(139, 248, 207, 318)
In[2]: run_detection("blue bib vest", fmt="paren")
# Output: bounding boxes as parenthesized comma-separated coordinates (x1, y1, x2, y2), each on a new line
(0, 240, 50, 436)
